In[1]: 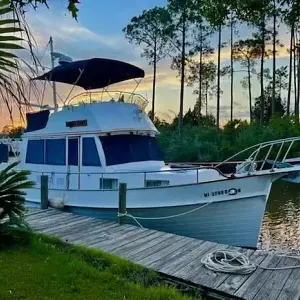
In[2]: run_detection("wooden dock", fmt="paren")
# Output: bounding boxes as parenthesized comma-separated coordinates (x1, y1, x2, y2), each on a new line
(25, 208, 300, 300)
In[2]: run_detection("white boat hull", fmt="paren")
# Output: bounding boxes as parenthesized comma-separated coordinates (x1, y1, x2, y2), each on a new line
(25, 174, 280, 248)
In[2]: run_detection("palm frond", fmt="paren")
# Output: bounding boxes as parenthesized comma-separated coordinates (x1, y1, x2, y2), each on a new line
(0, 42, 24, 50)
(0, 162, 35, 225)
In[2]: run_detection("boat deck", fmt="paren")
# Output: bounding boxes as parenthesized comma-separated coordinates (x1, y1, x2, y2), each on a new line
(26, 208, 300, 300)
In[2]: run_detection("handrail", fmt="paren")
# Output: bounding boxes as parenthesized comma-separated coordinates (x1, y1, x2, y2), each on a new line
(216, 136, 300, 169)
(0, 137, 21, 157)
(31, 165, 231, 191)
(28, 166, 224, 176)
(65, 90, 149, 111)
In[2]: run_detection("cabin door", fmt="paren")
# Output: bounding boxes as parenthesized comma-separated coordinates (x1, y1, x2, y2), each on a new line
(67, 137, 80, 190)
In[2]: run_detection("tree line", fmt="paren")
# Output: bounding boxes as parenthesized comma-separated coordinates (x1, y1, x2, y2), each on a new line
(123, 0, 300, 132)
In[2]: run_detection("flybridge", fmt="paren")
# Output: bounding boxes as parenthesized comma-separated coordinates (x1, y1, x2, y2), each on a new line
(23, 101, 158, 136)
(23, 57, 149, 134)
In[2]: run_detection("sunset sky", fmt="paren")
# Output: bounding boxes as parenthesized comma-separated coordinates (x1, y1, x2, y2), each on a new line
(1, 0, 294, 127)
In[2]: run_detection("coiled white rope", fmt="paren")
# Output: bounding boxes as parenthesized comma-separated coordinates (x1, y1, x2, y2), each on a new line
(201, 249, 300, 274)
(201, 250, 257, 274)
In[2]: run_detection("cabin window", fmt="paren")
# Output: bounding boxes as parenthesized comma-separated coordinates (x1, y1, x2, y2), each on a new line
(26, 139, 44, 164)
(82, 137, 101, 166)
(0, 144, 8, 163)
(68, 138, 79, 166)
(45, 139, 66, 165)
(100, 135, 163, 166)
(145, 180, 169, 187)
(100, 178, 118, 190)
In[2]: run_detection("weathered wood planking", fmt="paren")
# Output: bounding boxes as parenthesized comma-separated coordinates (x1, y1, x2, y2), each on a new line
(25, 208, 300, 300)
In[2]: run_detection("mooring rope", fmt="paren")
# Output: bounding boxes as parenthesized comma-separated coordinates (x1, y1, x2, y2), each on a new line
(117, 202, 211, 228)
(201, 249, 300, 274)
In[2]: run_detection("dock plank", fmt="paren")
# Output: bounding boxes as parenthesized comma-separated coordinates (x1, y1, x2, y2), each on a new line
(76, 225, 137, 246)
(147, 238, 205, 271)
(101, 229, 155, 252)
(26, 209, 62, 221)
(122, 233, 175, 260)
(137, 236, 195, 267)
(30, 214, 87, 230)
(39, 219, 100, 239)
(56, 220, 112, 240)
(277, 264, 300, 300)
(172, 243, 229, 281)
(30, 217, 86, 233)
(25, 208, 44, 216)
(217, 250, 267, 295)
(25, 209, 300, 300)
(199, 247, 255, 290)
(65, 222, 125, 244)
(90, 227, 151, 249)
(159, 240, 216, 276)
(112, 231, 166, 257)
(252, 256, 298, 300)
(128, 234, 182, 262)
(235, 254, 283, 299)
(26, 210, 68, 222)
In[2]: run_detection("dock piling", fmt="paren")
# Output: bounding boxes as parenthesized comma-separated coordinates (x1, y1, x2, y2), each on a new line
(40, 175, 49, 209)
(118, 183, 127, 225)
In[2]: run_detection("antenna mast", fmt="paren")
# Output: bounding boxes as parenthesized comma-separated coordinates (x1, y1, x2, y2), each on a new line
(49, 36, 58, 112)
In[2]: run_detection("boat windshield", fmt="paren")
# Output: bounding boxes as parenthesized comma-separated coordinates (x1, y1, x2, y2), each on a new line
(67, 91, 148, 111)
(99, 134, 163, 166)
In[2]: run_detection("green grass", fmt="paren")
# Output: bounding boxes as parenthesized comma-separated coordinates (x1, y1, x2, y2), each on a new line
(0, 233, 193, 300)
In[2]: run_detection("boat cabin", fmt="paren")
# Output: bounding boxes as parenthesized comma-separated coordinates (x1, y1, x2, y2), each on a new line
(2, 57, 216, 191)
(21, 98, 165, 171)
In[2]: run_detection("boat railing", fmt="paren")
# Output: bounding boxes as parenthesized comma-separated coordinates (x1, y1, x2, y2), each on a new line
(66, 90, 149, 111)
(27, 136, 300, 191)
(29, 165, 228, 191)
(0, 137, 21, 157)
(216, 136, 300, 174)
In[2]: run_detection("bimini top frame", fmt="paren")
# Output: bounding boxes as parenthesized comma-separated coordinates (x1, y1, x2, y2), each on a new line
(31, 58, 145, 90)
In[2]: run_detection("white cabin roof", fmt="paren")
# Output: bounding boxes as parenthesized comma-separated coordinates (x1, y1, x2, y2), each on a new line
(23, 101, 158, 137)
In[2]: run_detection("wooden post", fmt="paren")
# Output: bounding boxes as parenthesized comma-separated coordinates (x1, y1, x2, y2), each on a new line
(40, 175, 49, 209)
(118, 183, 127, 225)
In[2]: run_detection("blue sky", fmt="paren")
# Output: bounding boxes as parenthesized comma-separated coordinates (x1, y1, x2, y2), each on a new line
(11, 0, 292, 125)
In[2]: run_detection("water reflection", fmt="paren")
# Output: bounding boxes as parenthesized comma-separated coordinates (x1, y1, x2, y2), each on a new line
(259, 181, 300, 250)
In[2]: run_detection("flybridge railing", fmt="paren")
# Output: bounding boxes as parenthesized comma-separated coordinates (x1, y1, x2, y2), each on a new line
(66, 90, 149, 111)
(216, 136, 300, 175)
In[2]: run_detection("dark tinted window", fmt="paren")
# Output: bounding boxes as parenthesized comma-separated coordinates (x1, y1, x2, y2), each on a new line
(68, 138, 79, 166)
(82, 137, 101, 166)
(45, 139, 66, 165)
(100, 135, 163, 166)
(26, 140, 44, 164)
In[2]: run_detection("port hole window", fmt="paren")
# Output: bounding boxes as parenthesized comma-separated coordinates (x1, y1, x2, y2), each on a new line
(145, 180, 169, 187)
(100, 178, 118, 190)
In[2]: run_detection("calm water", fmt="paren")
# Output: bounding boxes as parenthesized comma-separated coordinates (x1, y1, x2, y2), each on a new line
(259, 181, 300, 251)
